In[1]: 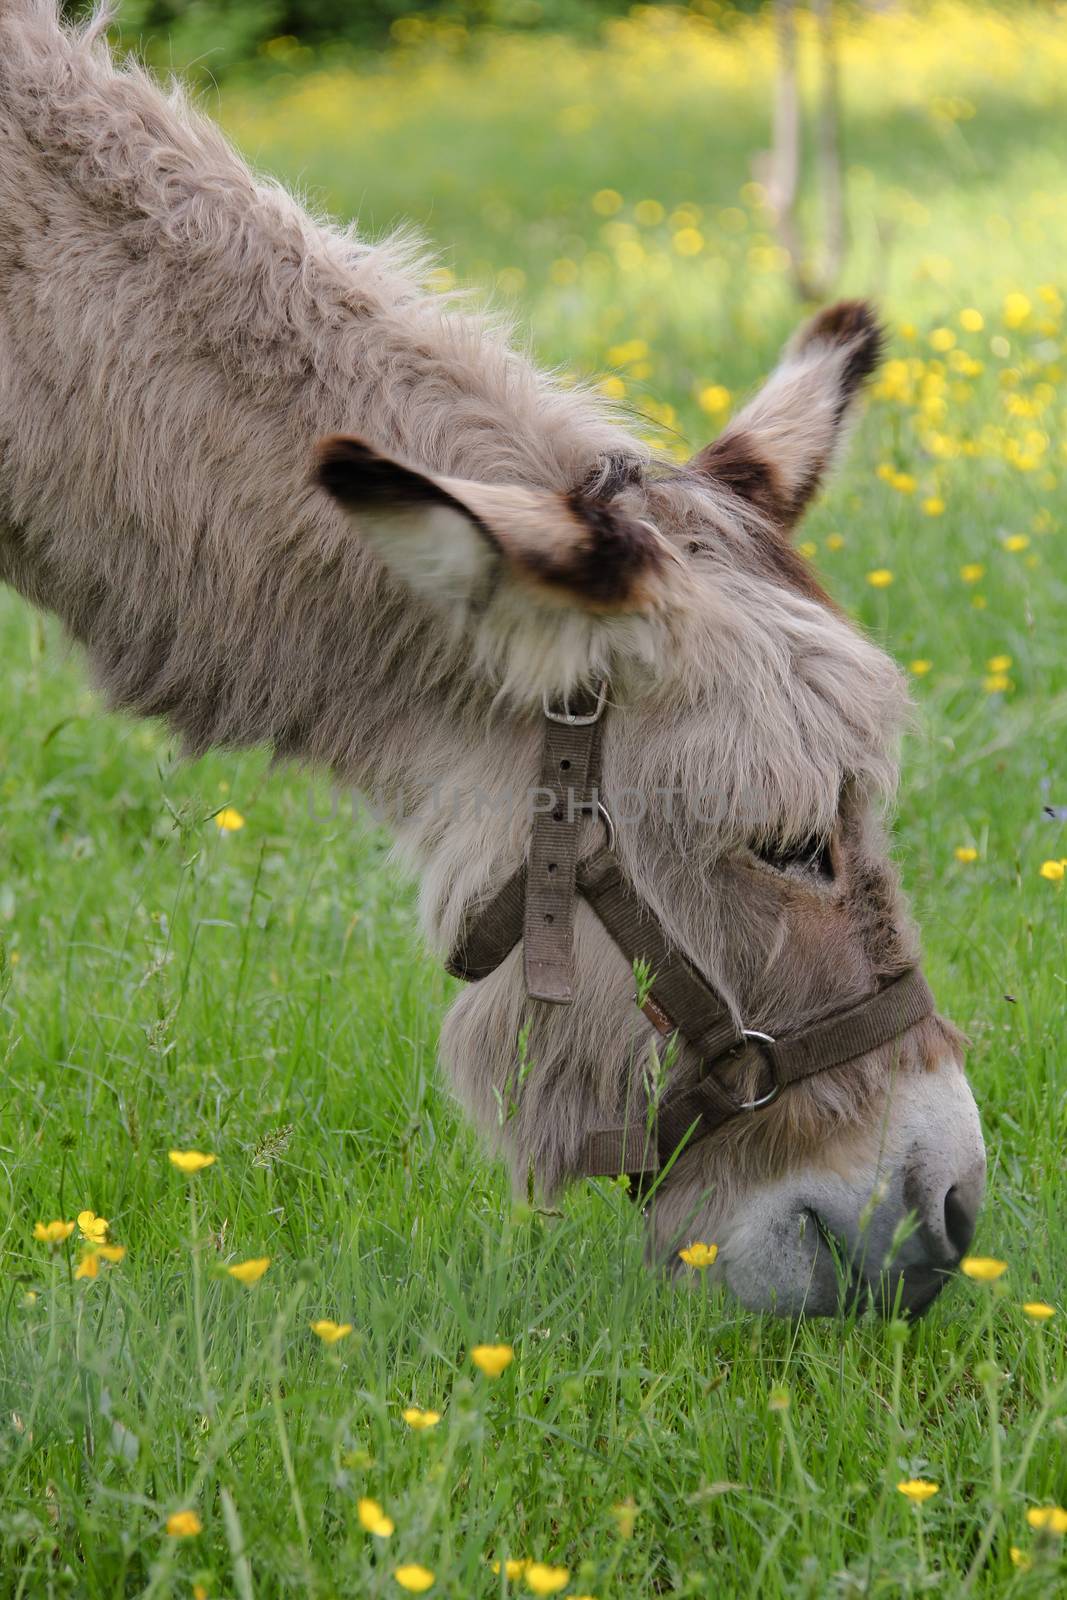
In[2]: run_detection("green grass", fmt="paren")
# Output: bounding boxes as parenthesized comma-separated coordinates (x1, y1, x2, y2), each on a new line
(2, 4, 1066, 1595)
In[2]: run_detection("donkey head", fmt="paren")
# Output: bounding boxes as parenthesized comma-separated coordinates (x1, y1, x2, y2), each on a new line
(316, 300, 986, 1318)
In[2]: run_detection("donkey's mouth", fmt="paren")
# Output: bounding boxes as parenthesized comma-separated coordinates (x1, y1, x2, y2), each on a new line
(858, 1260, 955, 1320)
(808, 1208, 954, 1320)
(805, 1207, 868, 1315)
(895, 1267, 955, 1320)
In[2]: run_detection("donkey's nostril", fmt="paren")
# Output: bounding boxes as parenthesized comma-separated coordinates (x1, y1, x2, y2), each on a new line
(904, 1146, 985, 1270)
(944, 1184, 978, 1259)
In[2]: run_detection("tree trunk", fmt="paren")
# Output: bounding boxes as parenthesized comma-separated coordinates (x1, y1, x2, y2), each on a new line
(765, 0, 846, 302)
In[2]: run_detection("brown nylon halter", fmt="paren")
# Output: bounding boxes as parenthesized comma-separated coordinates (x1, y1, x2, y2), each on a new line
(446, 682, 935, 1187)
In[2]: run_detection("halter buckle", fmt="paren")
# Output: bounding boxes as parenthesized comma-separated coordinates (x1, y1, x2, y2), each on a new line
(737, 1030, 781, 1111)
(542, 678, 608, 726)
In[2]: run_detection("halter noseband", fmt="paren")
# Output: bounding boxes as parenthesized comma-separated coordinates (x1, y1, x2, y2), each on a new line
(446, 682, 935, 1189)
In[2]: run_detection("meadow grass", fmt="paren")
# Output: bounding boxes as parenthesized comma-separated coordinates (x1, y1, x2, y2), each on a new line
(1, 4, 1066, 1595)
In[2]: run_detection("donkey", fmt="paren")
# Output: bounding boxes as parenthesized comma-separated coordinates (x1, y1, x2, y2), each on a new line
(0, 1, 985, 1316)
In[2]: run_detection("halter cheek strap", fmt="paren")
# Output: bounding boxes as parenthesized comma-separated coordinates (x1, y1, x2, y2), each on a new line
(522, 681, 606, 1003)
(446, 685, 936, 1187)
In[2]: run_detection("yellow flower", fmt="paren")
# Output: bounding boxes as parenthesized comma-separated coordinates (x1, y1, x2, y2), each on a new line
(1009, 1546, 1032, 1570)
(929, 327, 955, 352)
(954, 847, 978, 864)
(866, 568, 894, 588)
(897, 1480, 939, 1503)
(598, 375, 626, 400)
(168, 1150, 217, 1174)
(672, 226, 704, 256)
(797, 540, 817, 558)
(33, 1220, 74, 1244)
(1039, 861, 1065, 882)
(767, 1386, 790, 1412)
(960, 562, 985, 583)
(591, 188, 622, 217)
(525, 1564, 570, 1595)
(358, 1498, 395, 1537)
(612, 1498, 638, 1538)
(1021, 1302, 1055, 1320)
(1002, 533, 1030, 552)
(986, 654, 1012, 672)
(491, 1558, 529, 1580)
(921, 497, 945, 516)
(697, 383, 731, 416)
(194, 1586, 209, 1600)
(606, 339, 648, 368)
(909, 659, 932, 676)
(226, 1257, 270, 1286)
(961, 1256, 1007, 1281)
(825, 533, 845, 551)
(470, 1343, 514, 1377)
(678, 1242, 718, 1269)
(78, 1210, 108, 1244)
(634, 198, 665, 225)
(983, 673, 1011, 693)
(166, 1510, 203, 1537)
(214, 806, 245, 832)
(1003, 291, 1031, 329)
(394, 1566, 435, 1592)
(311, 1319, 353, 1345)
(402, 1407, 442, 1430)
(72, 1230, 121, 1279)
(959, 308, 984, 332)
(1026, 1506, 1067, 1535)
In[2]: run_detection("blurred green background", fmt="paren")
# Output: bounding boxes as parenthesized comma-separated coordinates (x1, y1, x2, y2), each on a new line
(70, 0, 757, 72)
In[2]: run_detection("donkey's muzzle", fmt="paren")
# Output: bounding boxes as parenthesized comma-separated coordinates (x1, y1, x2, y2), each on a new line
(832, 1157, 986, 1319)
(668, 1059, 987, 1318)
(797, 1081, 988, 1318)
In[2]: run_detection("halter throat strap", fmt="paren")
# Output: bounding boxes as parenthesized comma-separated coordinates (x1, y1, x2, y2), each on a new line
(445, 690, 936, 1186)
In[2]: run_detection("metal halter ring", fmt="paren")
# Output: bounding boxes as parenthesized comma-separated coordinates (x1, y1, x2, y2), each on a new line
(737, 1030, 782, 1111)
(542, 678, 609, 726)
(596, 800, 617, 853)
(572, 798, 617, 852)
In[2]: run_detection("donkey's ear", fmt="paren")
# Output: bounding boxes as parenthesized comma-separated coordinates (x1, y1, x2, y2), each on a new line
(314, 436, 677, 613)
(691, 300, 885, 537)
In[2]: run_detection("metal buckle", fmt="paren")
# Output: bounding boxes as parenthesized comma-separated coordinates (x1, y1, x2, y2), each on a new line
(542, 678, 608, 726)
(737, 1030, 781, 1111)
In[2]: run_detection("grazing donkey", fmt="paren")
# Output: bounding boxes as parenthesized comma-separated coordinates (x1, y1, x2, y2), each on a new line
(0, 0, 985, 1315)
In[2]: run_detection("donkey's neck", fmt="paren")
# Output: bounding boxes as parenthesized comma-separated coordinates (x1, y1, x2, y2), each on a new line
(0, 4, 630, 876)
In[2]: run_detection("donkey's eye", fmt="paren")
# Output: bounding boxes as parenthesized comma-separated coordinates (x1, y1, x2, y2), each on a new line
(751, 834, 835, 881)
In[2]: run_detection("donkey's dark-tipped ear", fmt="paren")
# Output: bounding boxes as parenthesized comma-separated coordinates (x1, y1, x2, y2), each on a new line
(315, 436, 490, 525)
(314, 436, 679, 614)
(692, 298, 885, 536)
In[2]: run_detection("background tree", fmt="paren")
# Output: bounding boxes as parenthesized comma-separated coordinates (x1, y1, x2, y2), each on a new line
(761, 0, 846, 301)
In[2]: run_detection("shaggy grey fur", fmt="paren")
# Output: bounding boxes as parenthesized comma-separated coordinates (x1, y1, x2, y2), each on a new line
(0, 2, 978, 1291)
